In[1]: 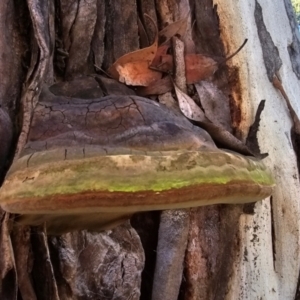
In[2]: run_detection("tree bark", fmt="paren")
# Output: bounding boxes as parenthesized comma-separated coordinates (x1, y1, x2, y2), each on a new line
(214, 1, 300, 299)
(0, 0, 299, 299)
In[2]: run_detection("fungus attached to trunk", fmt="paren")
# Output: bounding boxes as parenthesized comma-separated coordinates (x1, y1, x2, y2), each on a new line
(0, 95, 274, 234)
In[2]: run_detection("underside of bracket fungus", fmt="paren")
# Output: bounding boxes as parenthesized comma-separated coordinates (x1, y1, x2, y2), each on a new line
(0, 92, 274, 234)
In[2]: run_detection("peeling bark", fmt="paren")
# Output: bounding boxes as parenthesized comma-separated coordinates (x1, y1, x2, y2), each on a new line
(103, 0, 139, 69)
(0, 213, 17, 300)
(49, 223, 144, 300)
(1, 2, 145, 299)
(152, 210, 190, 300)
(64, 0, 97, 79)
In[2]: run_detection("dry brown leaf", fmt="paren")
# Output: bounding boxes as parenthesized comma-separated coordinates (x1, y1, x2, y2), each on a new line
(136, 76, 173, 96)
(195, 81, 232, 132)
(116, 61, 162, 86)
(200, 122, 253, 155)
(159, 15, 188, 45)
(185, 39, 248, 84)
(151, 45, 170, 66)
(151, 54, 173, 73)
(174, 83, 206, 121)
(185, 54, 218, 84)
(108, 14, 158, 81)
(152, 53, 218, 82)
(174, 83, 254, 155)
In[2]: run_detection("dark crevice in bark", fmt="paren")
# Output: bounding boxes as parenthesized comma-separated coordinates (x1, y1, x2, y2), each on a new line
(270, 196, 277, 270)
(137, 0, 157, 44)
(30, 228, 59, 300)
(64, 0, 97, 80)
(291, 129, 300, 174)
(254, 0, 282, 82)
(210, 205, 242, 300)
(193, 0, 224, 57)
(53, 0, 65, 78)
(131, 211, 160, 300)
(91, 0, 106, 72)
(246, 100, 267, 157)
(283, 0, 300, 80)
(1, 269, 17, 300)
(294, 269, 300, 299)
(102, 0, 139, 70)
(48, 237, 73, 299)
(243, 202, 256, 215)
(0, 110, 14, 184)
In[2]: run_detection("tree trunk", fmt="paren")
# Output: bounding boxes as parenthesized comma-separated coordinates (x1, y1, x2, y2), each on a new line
(0, 0, 299, 299)
(213, 1, 300, 299)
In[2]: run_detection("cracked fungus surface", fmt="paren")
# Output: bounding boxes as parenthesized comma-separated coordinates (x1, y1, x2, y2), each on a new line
(22, 95, 216, 155)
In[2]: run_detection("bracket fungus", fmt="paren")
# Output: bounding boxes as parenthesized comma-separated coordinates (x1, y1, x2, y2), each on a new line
(0, 94, 274, 234)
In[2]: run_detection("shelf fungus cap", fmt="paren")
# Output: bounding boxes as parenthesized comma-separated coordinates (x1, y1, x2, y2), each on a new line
(0, 95, 274, 233)
(0, 147, 274, 233)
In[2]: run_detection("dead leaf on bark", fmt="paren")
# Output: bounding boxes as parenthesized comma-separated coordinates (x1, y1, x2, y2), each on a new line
(195, 81, 232, 132)
(136, 75, 173, 96)
(199, 122, 254, 155)
(151, 53, 218, 83)
(108, 17, 245, 88)
(107, 16, 190, 87)
(185, 39, 248, 84)
(151, 44, 170, 66)
(174, 83, 206, 121)
(185, 54, 218, 84)
(158, 15, 189, 45)
(108, 14, 159, 85)
(151, 54, 173, 73)
(116, 61, 162, 86)
(174, 83, 254, 155)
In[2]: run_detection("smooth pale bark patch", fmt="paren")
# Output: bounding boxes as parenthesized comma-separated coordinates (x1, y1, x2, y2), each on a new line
(214, 0, 300, 299)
